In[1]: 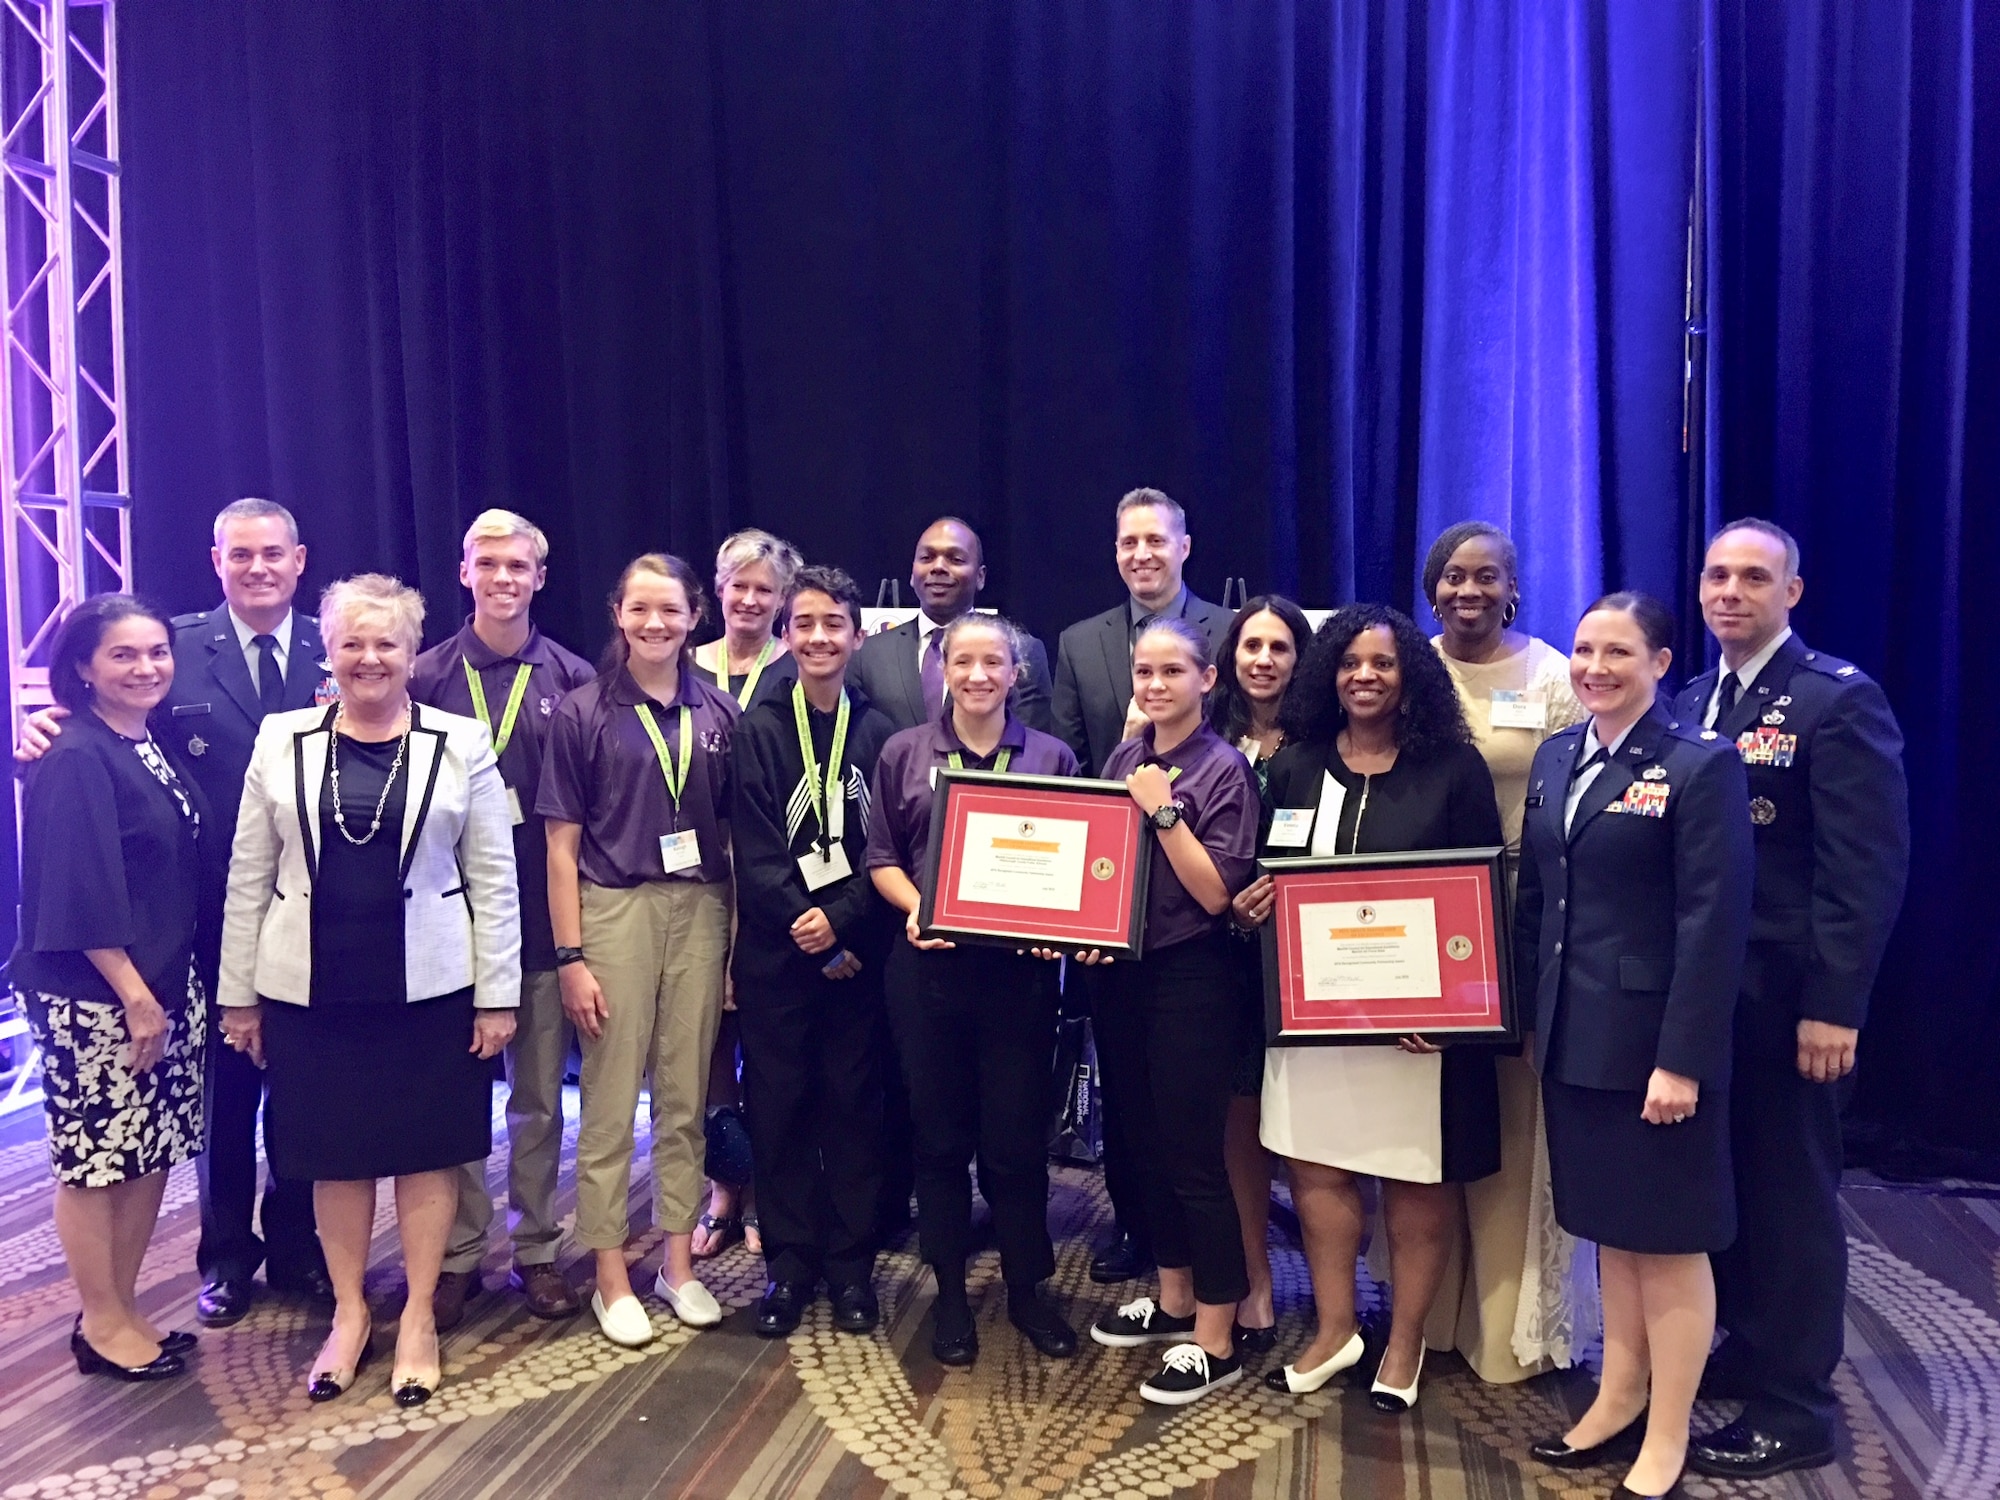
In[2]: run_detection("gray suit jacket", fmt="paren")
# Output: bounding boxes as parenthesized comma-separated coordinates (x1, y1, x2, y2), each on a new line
(1052, 593, 1235, 774)
(851, 615, 1054, 735)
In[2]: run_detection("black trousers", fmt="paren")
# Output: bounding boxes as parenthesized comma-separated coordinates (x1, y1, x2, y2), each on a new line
(1072, 963, 1150, 1255)
(885, 944, 1057, 1288)
(1713, 967, 1848, 1445)
(195, 998, 323, 1282)
(736, 964, 885, 1287)
(1093, 932, 1247, 1306)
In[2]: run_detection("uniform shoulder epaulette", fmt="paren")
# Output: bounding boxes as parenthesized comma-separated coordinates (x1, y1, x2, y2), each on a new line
(1663, 717, 1731, 750)
(170, 609, 209, 630)
(1798, 649, 1865, 683)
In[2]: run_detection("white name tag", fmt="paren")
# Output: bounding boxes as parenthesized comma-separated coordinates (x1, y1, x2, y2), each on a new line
(505, 786, 526, 826)
(799, 843, 853, 891)
(1489, 688, 1548, 731)
(659, 829, 702, 874)
(1267, 808, 1315, 848)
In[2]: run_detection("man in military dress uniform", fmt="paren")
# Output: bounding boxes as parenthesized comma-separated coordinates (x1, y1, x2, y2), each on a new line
(1674, 519, 1909, 1480)
(19, 498, 335, 1325)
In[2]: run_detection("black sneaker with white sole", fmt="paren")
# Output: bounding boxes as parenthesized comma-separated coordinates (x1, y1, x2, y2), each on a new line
(1140, 1343, 1243, 1405)
(1090, 1295, 1198, 1348)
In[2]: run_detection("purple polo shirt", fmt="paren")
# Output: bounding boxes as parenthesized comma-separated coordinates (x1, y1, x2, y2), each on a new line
(866, 710, 1080, 889)
(536, 661, 739, 888)
(1102, 721, 1259, 951)
(410, 620, 595, 970)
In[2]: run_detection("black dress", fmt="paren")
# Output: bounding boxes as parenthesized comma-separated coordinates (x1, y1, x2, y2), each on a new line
(261, 733, 491, 1180)
(1257, 739, 1505, 1183)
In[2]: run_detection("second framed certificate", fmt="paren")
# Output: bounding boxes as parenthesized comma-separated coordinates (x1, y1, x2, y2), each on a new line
(919, 771, 1152, 955)
(1261, 847, 1516, 1045)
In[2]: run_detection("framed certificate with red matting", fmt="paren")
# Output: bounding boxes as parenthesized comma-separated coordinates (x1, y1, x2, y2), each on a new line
(1261, 848, 1517, 1045)
(918, 771, 1153, 955)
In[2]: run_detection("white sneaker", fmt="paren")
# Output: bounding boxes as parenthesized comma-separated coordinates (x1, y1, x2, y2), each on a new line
(592, 1290, 654, 1348)
(655, 1270, 723, 1328)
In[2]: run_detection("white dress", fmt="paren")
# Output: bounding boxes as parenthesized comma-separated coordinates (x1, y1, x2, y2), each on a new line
(1257, 771, 1446, 1184)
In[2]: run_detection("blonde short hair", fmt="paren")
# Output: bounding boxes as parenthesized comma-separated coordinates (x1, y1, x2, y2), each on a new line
(319, 574, 425, 655)
(462, 507, 550, 562)
(714, 528, 802, 595)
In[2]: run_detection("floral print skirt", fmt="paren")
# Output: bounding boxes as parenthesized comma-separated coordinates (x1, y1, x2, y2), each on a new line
(18, 973, 206, 1188)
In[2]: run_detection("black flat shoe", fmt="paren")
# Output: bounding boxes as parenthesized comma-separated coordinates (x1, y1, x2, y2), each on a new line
(932, 1299, 978, 1367)
(1088, 1230, 1153, 1285)
(306, 1322, 374, 1403)
(1687, 1419, 1834, 1479)
(72, 1314, 196, 1359)
(755, 1281, 811, 1339)
(73, 1331, 186, 1382)
(1611, 1481, 1682, 1500)
(1530, 1409, 1648, 1469)
(1008, 1286, 1077, 1359)
(195, 1276, 254, 1328)
(1234, 1323, 1279, 1355)
(831, 1282, 880, 1335)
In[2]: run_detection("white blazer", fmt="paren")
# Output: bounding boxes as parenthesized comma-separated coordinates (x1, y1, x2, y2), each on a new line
(217, 703, 522, 1010)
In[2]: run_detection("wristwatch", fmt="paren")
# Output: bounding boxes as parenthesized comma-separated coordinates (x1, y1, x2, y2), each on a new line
(554, 946, 586, 967)
(1149, 803, 1183, 832)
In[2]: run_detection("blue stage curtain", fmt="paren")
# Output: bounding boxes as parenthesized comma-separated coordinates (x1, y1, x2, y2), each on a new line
(1710, 0, 2000, 1155)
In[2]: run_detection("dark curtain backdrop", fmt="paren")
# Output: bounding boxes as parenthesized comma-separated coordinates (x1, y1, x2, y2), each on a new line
(39, 0, 1988, 1149)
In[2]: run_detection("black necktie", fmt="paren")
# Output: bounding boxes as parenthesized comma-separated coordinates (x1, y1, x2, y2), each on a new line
(1570, 745, 1608, 782)
(1717, 672, 1741, 719)
(252, 633, 284, 714)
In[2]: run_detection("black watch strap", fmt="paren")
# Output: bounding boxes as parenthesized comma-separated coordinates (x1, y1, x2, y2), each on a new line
(554, 946, 586, 967)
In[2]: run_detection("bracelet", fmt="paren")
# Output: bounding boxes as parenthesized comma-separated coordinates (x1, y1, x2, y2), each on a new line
(554, 946, 586, 967)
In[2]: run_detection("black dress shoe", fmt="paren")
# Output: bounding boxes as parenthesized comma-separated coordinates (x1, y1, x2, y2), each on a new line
(1687, 1418, 1834, 1479)
(268, 1266, 337, 1306)
(1529, 1409, 1648, 1469)
(1233, 1323, 1279, 1355)
(74, 1331, 186, 1382)
(1007, 1286, 1077, 1359)
(195, 1276, 255, 1328)
(831, 1281, 880, 1335)
(1088, 1231, 1153, 1285)
(755, 1281, 811, 1338)
(932, 1298, 978, 1366)
(1610, 1483, 1682, 1500)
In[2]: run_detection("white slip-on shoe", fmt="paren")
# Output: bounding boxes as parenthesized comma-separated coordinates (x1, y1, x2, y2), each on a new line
(655, 1270, 723, 1328)
(592, 1290, 654, 1348)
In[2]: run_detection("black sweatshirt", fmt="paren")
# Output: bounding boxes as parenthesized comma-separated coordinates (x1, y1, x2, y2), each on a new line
(728, 681, 898, 984)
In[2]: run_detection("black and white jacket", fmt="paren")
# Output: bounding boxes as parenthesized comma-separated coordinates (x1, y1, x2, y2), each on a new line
(728, 683, 897, 984)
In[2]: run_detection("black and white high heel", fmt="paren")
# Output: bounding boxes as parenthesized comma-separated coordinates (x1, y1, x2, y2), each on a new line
(1263, 1328, 1366, 1393)
(1368, 1344, 1425, 1413)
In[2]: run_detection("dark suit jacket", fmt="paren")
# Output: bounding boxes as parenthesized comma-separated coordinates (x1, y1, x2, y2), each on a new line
(154, 606, 326, 977)
(1672, 633, 1909, 1033)
(851, 615, 1053, 736)
(1052, 593, 1234, 775)
(1514, 701, 1755, 1091)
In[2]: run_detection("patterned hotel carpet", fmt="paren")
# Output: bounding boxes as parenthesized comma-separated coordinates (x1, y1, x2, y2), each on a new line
(1, 1095, 1997, 1500)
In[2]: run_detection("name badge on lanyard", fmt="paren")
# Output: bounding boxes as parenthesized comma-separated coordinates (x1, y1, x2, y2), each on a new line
(465, 659, 535, 825)
(794, 683, 853, 891)
(1267, 807, 1315, 848)
(1489, 688, 1548, 731)
(932, 744, 1014, 788)
(636, 701, 701, 873)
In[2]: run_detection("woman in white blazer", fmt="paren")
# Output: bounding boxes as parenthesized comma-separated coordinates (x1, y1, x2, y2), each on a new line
(217, 575, 520, 1411)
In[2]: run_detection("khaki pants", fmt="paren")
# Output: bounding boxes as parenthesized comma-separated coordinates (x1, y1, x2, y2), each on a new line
(445, 968, 571, 1273)
(573, 879, 729, 1248)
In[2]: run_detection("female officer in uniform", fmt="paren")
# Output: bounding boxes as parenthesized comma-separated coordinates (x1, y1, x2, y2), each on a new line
(1515, 592, 1754, 1500)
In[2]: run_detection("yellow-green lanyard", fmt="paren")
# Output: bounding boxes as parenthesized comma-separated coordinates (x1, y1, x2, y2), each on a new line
(792, 682, 851, 852)
(733, 639, 776, 709)
(635, 701, 694, 809)
(462, 660, 534, 757)
(947, 747, 1013, 773)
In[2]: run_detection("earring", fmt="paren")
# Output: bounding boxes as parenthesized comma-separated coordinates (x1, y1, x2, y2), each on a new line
(1502, 600, 1518, 627)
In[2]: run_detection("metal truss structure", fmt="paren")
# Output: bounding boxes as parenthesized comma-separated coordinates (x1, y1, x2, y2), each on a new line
(0, 0, 131, 741)
(0, 0, 130, 1114)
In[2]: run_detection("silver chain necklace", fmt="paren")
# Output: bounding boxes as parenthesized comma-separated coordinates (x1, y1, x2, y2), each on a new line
(329, 703, 411, 846)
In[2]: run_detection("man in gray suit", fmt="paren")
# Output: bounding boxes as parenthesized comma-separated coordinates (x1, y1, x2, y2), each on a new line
(1052, 488, 1234, 776)
(1051, 487, 1236, 1285)
(852, 517, 1054, 734)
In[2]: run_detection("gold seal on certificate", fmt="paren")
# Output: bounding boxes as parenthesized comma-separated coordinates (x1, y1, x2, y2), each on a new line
(1091, 856, 1116, 881)
(955, 810, 1091, 911)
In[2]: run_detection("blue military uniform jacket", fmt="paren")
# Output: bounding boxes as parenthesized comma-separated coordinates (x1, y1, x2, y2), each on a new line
(1514, 701, 1755, 1092)
(1671, 634, 1909, 1032)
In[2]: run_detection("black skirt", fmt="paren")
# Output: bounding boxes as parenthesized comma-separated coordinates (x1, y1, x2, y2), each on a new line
(1543, 1075, 1735, 1254)
(262, 987, 491, 1180)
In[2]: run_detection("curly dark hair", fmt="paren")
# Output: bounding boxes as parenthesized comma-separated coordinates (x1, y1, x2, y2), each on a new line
(1208, 595, 1314, 741)
(1280, 603, 1472, 760)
